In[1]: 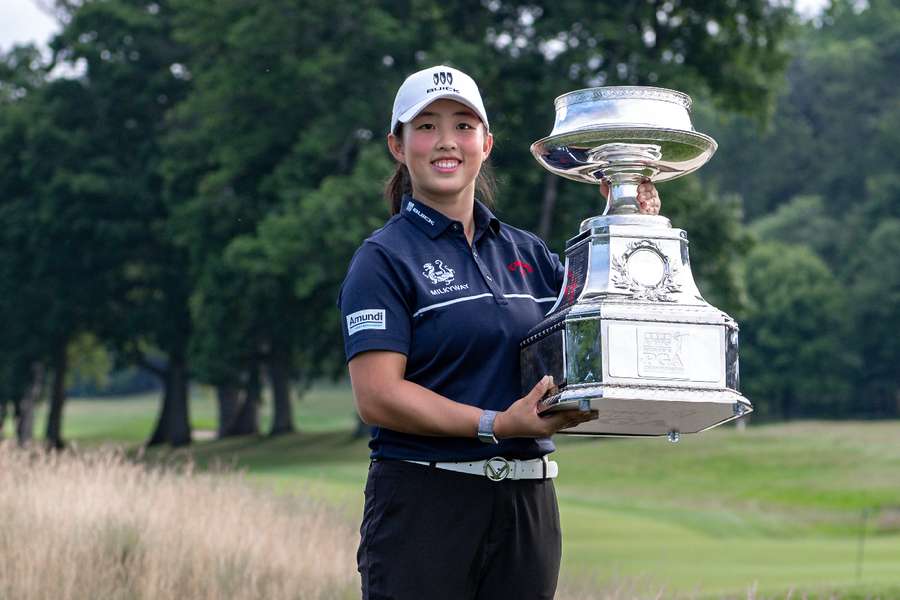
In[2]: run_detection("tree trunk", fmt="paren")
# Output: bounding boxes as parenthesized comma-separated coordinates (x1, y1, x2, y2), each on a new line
(16, 362, 43, 447)
(226, 366, 259, 436)
(268, 352, 294, 436)
(147, 356, 191, 447)
(45, 344, 68, 450)
(537, 173, 559, 240)
(216, 384, 240, 438)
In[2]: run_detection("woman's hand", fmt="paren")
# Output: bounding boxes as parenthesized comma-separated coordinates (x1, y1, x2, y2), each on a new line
(493, 375, 597, 438)
(600, 179, 662, 215)
(636, 180, 661, 215)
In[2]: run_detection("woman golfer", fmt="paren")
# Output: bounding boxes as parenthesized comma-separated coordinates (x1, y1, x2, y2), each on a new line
(339, 65, 661, 599)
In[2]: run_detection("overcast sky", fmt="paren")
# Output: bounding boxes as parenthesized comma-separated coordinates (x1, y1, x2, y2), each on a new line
(0, 0, 57, 53)
(0, 0, 830, 55)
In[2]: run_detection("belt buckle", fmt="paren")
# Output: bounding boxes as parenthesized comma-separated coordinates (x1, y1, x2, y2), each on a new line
(484, 457, 511, 482)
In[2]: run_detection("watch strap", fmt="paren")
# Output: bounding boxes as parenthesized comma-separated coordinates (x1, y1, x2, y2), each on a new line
(477, 409, 498, 444)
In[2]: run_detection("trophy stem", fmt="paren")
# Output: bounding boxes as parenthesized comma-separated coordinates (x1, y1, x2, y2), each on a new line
(605, 182, 640, 216)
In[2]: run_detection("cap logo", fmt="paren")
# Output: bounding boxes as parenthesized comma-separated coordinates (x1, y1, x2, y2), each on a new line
(433, 71, 453, 86)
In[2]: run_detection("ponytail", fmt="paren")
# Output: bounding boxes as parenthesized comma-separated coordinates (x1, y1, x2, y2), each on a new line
(385, 162, 414, 215)
(384, 124, 499, 216)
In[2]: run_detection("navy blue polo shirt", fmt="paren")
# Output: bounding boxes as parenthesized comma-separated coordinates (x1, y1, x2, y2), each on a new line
(338, 195, 565, 462)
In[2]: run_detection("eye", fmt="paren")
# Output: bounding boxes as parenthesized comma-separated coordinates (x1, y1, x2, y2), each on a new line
(416, 123, 435, 130)
(457, 122, 476, 130)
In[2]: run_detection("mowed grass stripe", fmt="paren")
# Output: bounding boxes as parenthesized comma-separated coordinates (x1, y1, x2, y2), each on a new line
(559, 502, 900, 596)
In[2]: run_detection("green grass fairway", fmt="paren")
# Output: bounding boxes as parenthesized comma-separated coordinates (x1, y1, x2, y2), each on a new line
(11, 384, 900, 598)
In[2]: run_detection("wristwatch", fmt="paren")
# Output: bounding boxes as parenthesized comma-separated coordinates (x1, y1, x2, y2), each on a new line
(477, 410, 498, 444)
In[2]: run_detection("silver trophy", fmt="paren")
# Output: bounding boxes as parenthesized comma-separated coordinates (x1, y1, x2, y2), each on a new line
(521, 86, 752, 440)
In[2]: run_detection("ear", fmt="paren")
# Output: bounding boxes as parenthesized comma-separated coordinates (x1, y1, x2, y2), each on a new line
(387, 132, 405, 164)
(482, 131, 494, 160)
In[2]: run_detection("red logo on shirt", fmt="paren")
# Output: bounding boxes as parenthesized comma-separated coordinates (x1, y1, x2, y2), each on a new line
(507, 260, 533, 275)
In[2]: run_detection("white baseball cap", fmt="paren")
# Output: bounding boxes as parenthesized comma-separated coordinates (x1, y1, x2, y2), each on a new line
(390, 65, 489, 133)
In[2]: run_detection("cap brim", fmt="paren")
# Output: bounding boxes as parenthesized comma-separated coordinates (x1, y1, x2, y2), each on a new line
(396, 93, 489, 130)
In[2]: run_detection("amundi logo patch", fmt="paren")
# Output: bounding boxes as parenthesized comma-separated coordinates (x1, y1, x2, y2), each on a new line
(346, 309, 386, 336)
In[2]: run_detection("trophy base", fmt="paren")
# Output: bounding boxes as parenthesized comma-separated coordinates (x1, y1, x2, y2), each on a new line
(519, 217, 752, 439)
(539, 384, 751, 437)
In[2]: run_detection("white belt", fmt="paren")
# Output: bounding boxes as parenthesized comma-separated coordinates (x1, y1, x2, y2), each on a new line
(403, 456, 558, 482)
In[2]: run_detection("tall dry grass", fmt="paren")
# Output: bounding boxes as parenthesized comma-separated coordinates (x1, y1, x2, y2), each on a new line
(0, 442, 357, 600)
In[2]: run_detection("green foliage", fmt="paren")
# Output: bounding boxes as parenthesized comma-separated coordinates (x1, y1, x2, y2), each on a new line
(225, 144, 393, 379)
(699, 0, 900, 415)
(702, 0, 900, 220)
(67, 333, 113, 390)
(740, 242, 857, 418)
(846, 219, 900, 415)
(750, 195, 843, 265)
(662, 178, 752, 315)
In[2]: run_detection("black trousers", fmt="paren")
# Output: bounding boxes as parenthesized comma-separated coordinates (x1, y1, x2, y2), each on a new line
(358, 459, 562, 600)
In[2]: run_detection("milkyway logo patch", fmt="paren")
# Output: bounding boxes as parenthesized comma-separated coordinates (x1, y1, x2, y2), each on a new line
(422, 260, 455, 285)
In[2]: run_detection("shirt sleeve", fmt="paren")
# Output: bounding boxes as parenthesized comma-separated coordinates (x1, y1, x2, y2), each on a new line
(540, 240, 566, 293)
(338, 241, 412, 362)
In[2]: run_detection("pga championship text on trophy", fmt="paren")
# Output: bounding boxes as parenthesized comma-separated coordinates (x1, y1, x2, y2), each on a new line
(521, 87, 752, 441)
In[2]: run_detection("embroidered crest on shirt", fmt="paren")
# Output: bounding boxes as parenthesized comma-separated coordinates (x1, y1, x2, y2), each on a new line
(422, 260, 455, 285)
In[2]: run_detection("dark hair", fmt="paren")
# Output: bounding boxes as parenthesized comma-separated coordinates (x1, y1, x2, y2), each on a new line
(384, 124, 498, 216)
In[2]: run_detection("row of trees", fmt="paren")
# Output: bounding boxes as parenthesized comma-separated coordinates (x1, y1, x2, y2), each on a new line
(0, 0, 894, 446)
(701, 0, 900, 419)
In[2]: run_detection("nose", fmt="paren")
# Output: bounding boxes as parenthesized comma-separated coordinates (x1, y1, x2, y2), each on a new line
(436, 131, 457, 151)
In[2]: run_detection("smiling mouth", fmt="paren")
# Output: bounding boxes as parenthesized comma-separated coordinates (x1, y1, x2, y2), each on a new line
(432, 159, 461, 171)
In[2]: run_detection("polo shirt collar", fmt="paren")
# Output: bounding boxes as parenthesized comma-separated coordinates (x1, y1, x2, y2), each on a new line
(474, 199, 502, 237)
(401, 195, 501, 239)
(401, 195, 453, 238)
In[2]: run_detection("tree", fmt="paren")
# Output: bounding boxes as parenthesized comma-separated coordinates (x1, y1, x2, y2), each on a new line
(0, 65, 121, 448)
(750, 195, 843, 267)
(740, 242, 856, 418)
(0, 46, 49, 445)
(847, 219, 900, 416)
(702, 0, 900, 220)
(698, 0, 900, 415)
(42, 0, 193, 446)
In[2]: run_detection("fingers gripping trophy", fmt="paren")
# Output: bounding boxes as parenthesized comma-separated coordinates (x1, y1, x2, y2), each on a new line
(521, 87, 752, 441)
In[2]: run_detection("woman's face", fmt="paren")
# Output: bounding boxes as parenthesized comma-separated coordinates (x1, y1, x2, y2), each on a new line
(388, 98, 493, 205)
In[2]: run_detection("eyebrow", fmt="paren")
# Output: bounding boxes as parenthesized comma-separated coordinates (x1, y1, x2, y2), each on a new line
(417, 110, 478, 118)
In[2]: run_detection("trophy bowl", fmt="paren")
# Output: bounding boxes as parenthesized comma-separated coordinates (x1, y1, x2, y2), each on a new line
(530, 87, 717, 215)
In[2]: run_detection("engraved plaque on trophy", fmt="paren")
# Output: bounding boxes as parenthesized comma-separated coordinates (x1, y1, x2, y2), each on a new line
(521, 86, 752, 439)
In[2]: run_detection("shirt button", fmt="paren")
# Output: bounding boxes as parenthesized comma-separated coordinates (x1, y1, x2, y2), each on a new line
(452, 223, 460, 231)
(486, 275, 493, 281)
